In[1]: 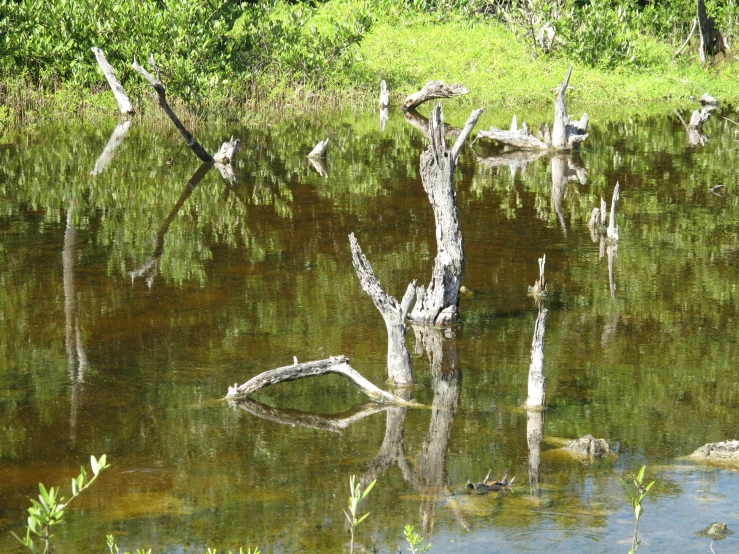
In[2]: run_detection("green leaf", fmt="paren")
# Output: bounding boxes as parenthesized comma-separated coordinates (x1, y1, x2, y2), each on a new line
(91, 455, 99, 477)
(360, 479, 376, 500)
(356, 512, 370, 525)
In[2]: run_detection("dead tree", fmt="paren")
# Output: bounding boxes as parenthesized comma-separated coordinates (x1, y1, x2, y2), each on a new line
(91, 47, 134, 115)
(697, 0, 726, 62)
(525, 305, 548, 408)
(226, 356, 416, 406)
(349, 233, 416, 385)
(132, 55, 214, 163)
(409, 104, 485, 325)
(675, 94, 719, 147)
(402, 81, 469, 111)
(476, 66, 588, 151)
(307, 139, 329, 158)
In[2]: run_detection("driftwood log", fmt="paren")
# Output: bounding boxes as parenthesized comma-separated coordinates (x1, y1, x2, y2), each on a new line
(409, 104, 484, 325)
(91, 47, 134, 115)
(697, 0, 725, 62)
(525, 305, 548, 408)
(476, 66, 588, 152)
(213, 137, 240, 164)
(132, 54, 214, 163)
(91, 120, 132, 176)
(349, 233, 416, 385)
(226, 355, 417, 405)
(402, 81, 469, 111)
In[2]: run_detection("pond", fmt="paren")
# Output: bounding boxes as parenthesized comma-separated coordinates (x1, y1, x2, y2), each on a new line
(1, 102, 738, 553)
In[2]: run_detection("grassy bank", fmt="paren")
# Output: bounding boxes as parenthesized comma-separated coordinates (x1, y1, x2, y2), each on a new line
(1, 0, 738, 133)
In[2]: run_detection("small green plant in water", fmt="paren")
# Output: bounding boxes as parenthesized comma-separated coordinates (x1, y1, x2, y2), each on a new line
(621, 465, 655, 553)
(12, 455, 110, 553)
(343, 475, 376, 554)
(403, 525, 431, 553)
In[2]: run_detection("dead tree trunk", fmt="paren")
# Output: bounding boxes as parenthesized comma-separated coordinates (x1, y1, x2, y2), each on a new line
(349, 233, 416, 385)
(409, 104, 485, 325)
(697, 0, 726, 62)
(607, 182, 620, 242)
(226, 356, 417, 405)
(131, 55, 214, 163)
(380, 80, 390, 108)
(402, 81, 469, 111)
(91, 47, 134, 115)
(91, 120, 132, 175)
(525, 306, 548, 408)
(476, 66, 588, 152)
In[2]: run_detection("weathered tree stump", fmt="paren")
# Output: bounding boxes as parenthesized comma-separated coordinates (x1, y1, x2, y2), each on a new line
(606, 182, 620, 242)
(402, 81, 469, 111)
(476, 66, 588, 152)
(526, 409, 544, 498)
(226, 355, 417, 405)
(91, 47, 134, 115)
(379, 79, 390, 108)
(349, 233, 416, 385)
(525, 305, 548, 408)
(213, 136, 240, 164)
(409, 104, 484, 325)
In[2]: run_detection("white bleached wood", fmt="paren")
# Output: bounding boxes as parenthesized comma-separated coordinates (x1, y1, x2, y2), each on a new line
(308, 138, 329, 158)
(91, 47, 134, 115)
(525, 306, 548, 408)
(402, 81, 469, 111)
(380, 80, 390, 108)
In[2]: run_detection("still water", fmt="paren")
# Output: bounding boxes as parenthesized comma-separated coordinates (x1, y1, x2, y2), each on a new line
(1, 103, 738, 553)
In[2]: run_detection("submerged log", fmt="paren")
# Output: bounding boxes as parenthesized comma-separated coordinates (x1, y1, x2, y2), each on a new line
(409, 104, 484, 325)
(476, 66, 588, 152)
(525, 305, 548, 408)
(349, 233, 416, 385)
(402, 81, 469, 111)
(131, 54, 214, 163)
(307, 138, 329, 158)
(697, 0, 726, 62)
(226, 355, 417, 405)
(379, 79, 390, 108)
(91, 120, 132, 176)
(91, 47, 134, 115)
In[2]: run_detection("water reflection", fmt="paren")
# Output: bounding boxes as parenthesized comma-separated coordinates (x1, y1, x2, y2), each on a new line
(551, 154, 587, 237)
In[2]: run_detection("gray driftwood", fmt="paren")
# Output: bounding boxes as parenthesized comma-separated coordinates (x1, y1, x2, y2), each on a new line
(308, 138, 329, 158)
(525, 305, 548, 408)
(91, 47, 134, 115)
(226, 355, 417, 405)
(476, 66, 588, 152)
(91, 120, 132, 175)
(213, 136, 240, 164)
(409, 104, 484, 325)
(402, 81, 469, 111)
(607, 182, 620, 241)
(231, 399, 387, 433)
(527, 409, 544, 497)
(697, 0, 725, 62)
(379, 80, 390, 108)
(131, 54, 214, 163)
(349, 233, 416, 385)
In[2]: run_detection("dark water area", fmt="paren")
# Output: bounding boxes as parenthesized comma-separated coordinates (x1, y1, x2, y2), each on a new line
(1, 104, 738, 553)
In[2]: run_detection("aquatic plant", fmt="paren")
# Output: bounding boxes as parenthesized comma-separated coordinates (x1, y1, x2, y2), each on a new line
(11, 455, 110, 553)
(621, 465, 655, 553)
(403, 525, 431, 553)
(343, 475, 376, 554)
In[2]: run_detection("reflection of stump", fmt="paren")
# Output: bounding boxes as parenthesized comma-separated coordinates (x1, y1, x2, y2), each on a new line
(526, 409, 544, 498)
(413, 326, 460, 532)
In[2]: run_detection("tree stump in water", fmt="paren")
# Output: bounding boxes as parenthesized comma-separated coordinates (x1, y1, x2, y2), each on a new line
(402, 81, 469, 111)
(409, 104, 484, 325)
